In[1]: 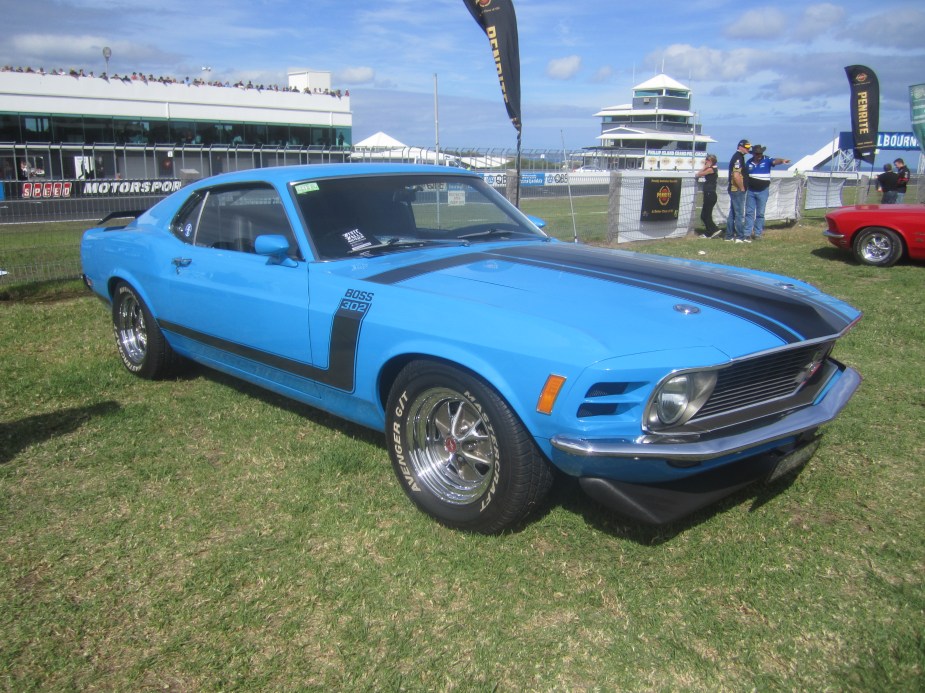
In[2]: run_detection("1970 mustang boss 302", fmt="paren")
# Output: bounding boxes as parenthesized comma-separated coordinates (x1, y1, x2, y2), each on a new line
(81, 164, 862, 532)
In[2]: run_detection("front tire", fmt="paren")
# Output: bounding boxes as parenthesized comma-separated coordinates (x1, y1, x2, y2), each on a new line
(853, 226, 903, 267)
(386, 361, 553, 533)
(111, 282, 178, 379)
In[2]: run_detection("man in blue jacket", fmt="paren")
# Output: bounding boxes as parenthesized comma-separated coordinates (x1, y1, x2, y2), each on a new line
(744, 145, 790, 241)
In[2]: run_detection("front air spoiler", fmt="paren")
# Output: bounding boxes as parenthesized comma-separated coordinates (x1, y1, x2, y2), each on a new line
(579, 434, 820, 525)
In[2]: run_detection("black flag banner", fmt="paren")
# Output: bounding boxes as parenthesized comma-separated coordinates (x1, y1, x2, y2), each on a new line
(463, 0, 522, 133)
(844, 65, 880, 163)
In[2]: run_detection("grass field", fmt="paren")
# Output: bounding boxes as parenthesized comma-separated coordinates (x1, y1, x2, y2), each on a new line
(1, 219, 923, 690)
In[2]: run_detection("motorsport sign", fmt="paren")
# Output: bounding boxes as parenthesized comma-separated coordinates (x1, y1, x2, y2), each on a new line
(844, 65, 880, 164)
(641, 178, 682, 222)
(463, 0, 522, 133)
(21, 179, 183, 199)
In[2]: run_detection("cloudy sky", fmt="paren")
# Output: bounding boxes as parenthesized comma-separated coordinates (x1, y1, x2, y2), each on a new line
(3, 0, 923, 162)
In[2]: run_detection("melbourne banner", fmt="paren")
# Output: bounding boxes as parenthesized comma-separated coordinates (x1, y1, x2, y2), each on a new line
(910, 83, 925, 157)
(844, 65, 879, 163)
(463, 0, 522, 133)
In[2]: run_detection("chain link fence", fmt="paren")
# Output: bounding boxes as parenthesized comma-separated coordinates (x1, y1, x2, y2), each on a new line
(0, 142, 917, 287)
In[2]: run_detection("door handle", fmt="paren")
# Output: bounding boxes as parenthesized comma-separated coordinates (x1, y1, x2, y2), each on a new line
(172, 257, 192, 273)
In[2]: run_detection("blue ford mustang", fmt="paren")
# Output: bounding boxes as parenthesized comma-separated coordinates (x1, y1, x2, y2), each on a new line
(81, 164, 862, 532)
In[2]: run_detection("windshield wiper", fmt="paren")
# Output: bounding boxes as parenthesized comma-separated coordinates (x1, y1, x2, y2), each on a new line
(347, 237, 470, 255)
(458, 227, 545, 241)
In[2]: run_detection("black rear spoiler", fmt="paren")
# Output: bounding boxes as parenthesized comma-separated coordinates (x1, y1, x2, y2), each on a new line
(97, 210, 146, 225)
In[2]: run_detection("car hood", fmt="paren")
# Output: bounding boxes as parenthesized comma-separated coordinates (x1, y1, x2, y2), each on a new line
(354, 242, 860, 361)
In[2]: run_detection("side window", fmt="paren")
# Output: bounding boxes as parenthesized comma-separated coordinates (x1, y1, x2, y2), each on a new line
(169, 192, 205, 244)
(173, 184, 301, 258)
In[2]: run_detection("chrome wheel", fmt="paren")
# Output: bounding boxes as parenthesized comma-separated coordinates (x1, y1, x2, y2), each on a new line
(860, 232, 892, 263)
(115, 290, 148, 366)
(387, 361, 553, 532)
(854, 227, 902, 267)
(404, 387, 496, 505)
(111, 282, 177, 379)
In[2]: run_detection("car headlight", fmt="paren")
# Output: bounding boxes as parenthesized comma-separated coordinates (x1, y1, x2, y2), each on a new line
(646, 371, 717, 430)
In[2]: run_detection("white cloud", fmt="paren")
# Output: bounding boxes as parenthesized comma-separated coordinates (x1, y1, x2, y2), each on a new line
(337, 66, 376, 85)
(546, 55, 581, 80)
(591, 65, 613, 84)
(840, 8, 925, 49)
(795, 3, 846, 41)
(725, 8, 788, 39)
(657, 43, 761, 82)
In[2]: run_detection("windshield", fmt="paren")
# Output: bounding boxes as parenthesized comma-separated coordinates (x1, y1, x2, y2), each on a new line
(291, 173, 546, 259)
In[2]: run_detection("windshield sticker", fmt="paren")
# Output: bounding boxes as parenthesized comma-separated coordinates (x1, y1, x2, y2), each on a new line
(294, 182, 319, 194)
(342, 228, 372, 251)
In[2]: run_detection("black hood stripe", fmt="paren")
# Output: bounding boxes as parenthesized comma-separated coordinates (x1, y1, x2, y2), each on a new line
(367, 243, 855, 343)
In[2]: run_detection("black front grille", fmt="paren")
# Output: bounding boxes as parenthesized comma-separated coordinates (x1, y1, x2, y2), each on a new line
(693, 343, 831, 420)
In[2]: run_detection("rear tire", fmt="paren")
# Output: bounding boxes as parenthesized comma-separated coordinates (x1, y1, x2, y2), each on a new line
(111, 282, 178, 379)
(853, 227, 903, 267)
(386, 361, 553, 533)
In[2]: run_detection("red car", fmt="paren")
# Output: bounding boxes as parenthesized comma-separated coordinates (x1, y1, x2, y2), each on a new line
(824, 204, 925, 267)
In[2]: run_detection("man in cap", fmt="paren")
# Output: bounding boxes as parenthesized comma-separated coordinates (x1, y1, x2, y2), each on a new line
(744, 145, 790, 241)
(726, 139, 750, 243)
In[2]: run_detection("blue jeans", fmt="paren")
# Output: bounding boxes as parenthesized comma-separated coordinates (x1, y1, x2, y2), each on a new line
(896, 192, 905, 203)
(726, 191, 746, 240)
(745, 187, 770, 238)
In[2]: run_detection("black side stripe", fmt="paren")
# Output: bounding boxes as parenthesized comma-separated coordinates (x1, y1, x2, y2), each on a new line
(159, 301, 368, 392)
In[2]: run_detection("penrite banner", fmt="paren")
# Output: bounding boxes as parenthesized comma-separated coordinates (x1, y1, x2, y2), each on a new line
(640, 177, 682, 222)
(910, 83, 925, 157)
(463, 0, 522, 133)
(844, 65, 880, 163)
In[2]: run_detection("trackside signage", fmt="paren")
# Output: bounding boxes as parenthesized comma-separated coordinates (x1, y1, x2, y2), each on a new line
(20, 179, 183, 199)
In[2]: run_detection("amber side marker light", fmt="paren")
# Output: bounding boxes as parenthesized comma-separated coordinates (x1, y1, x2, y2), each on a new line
(537, 374, 567, 415)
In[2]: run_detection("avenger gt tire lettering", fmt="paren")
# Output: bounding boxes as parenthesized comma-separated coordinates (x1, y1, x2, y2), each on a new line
(111, 281, 178, 379)
(386, 361, 553, 533)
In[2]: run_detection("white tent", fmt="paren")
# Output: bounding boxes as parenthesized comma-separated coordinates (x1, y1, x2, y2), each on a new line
(352, 131, 511, 169)
(353, 131, 407, 150)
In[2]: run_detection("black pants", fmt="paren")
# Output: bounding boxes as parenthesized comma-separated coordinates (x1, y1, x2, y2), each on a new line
(700, 191, 718, 235)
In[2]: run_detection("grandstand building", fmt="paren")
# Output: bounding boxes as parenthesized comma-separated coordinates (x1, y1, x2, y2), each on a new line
(0, 67, 352, 182)
(583, 73, 714, 171)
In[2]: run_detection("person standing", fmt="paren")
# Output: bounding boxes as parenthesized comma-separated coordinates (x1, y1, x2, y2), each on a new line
(744, 145, 791, 241)
(894, 158, 910, 203)
(726, 139, 750, 243)
(696, 154, 720, 238)
(877, 164, 899, 204)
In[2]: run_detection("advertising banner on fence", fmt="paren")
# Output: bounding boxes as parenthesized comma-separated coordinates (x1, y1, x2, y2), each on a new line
(838, 131, 920, 151)
(844, 65, 879, 163)
(641, 177, 682, 221)
(19, 179, 182, 199)
(910, 83, 925, 157)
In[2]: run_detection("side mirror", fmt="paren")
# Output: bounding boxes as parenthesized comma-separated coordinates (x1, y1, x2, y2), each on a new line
(255, 234, 298, 267)
(525, 214, 546, 229)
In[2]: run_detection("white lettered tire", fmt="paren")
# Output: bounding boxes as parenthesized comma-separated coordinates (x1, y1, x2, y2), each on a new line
(386, 361, 553, 533)
(111, 281, 179, 379)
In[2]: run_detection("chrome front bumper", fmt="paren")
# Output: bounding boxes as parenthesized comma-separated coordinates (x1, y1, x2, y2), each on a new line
(551, 366, 861, 464)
